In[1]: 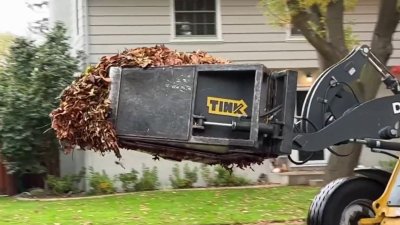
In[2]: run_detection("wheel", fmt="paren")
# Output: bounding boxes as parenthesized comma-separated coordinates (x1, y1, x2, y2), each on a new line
(307, 177, 385, 225)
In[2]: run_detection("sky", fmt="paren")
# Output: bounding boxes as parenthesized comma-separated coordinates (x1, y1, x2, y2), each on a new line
(0, 0, 48, 36)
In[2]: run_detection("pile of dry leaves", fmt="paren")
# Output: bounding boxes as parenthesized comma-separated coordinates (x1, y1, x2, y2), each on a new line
(50, 45, 228, 158)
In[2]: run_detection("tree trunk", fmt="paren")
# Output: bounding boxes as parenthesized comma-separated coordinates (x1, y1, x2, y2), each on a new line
(324, 0, 400, 183)
(325, 0, 348, 57)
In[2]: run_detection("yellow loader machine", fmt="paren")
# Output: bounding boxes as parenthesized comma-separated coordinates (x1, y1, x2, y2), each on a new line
(108, 45, 400, 225)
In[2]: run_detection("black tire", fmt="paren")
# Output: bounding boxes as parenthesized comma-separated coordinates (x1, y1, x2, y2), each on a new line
(307, 177, 385, 225)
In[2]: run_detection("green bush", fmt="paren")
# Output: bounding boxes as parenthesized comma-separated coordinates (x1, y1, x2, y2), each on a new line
(46, 168, 85, 195)
(0, 23, 78, 175)
(379, 160, 397, 171)
(117, 169, 138, 192)
(200, 165, 251, 187)
(200, 164, 214, 186)
(169, 164, 198, 189)
(88, 167, 115, 195)
(135, 165, 160, 191)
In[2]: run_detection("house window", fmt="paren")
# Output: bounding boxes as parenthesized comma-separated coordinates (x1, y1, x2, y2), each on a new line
(173, 0, 220, 40)
(295, 90, 307, 117)
(287, 25, 305, 40)
(291, 26, 302, 36)
(296, 90, 324, 161)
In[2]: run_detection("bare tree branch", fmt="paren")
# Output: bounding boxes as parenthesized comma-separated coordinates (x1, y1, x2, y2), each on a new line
(287, 0, 344, 66)
(26, 1, 48, 11)
(26, 1, 49, 35)
(309, 4, 325, 38)
(28, 18, 49, 35)
(308, 4, 331, 69)
(371, 0, 400, 63)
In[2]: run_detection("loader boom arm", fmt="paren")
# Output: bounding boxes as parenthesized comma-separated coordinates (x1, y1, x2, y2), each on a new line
(293, 45, 400, 153)
(296, 45, 400, 225)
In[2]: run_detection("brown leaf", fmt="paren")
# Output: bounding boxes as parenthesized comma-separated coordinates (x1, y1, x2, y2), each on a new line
(50, 45, 229, 159)
(101, 77, 112, 83)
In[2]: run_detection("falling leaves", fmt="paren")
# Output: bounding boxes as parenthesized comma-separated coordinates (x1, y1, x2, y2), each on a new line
(50, 45, 228, 158)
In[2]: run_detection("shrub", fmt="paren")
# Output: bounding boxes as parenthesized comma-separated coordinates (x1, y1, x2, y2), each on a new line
(0, 24, 78, 175)
(379, 160, 397, 171)
(169, 164, 198, 189)
(88, 167, 115, 194)
(200, 165, 251, 187)
(117, 169, 139, 192)
(46, 168, 85, 195)
(200, 164, 213, 186)
(135, 165, 160, 191)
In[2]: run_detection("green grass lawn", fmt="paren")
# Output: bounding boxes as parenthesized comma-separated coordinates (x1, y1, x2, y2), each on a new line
(0, 186, 318, 225)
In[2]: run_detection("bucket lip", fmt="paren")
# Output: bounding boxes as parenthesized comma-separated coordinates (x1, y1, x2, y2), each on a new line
(110, 63, 268, 71)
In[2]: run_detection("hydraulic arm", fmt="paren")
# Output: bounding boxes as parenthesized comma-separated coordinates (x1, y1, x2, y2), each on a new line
(293, 45, 400, 153)
(296, 45, 400, 225)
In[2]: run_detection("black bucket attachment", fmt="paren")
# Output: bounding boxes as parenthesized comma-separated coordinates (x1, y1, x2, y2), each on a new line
(109, 64, 297, 165)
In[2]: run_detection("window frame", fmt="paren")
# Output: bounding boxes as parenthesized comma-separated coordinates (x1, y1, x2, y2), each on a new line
(170, 0, 223, 43)
(286, 24, 306, 42)
(290, 87, 328, 166)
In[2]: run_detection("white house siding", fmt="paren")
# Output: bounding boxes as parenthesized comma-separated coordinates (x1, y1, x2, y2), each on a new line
(49, 0, 88, 176)
(49, 0, 73, 30)
(74, 0, 89, 66)
(49, 0, 87, 65)
(87, 0, 400, 69)
(87, 0, 316, 68)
